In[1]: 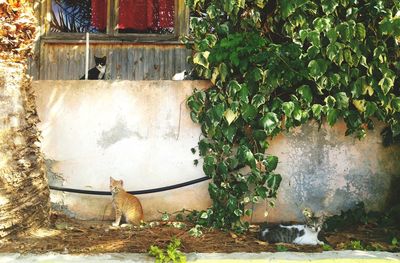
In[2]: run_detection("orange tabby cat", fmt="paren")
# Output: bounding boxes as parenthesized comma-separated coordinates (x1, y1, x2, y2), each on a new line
(109, 177, 144, 226)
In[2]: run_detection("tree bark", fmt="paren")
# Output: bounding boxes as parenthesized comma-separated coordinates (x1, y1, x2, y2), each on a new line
(0, 62, 50, 238)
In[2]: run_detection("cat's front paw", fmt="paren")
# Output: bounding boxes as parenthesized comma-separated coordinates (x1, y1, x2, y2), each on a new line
(317, 241, 325, 245)
(112, 222, 120, 227)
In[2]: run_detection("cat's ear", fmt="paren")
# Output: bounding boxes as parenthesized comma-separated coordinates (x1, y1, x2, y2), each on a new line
(318, 213, 328, 223)
(110, 176, 114, 182)
(119, 180, 123, 186)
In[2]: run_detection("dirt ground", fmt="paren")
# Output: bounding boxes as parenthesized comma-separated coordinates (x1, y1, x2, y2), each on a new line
(0, 212, 399, 254)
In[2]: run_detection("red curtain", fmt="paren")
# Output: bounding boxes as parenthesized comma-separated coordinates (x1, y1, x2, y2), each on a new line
(118, 0, 174, 32)
(91, 0, 174, 32)
(91, 0, 107, 32)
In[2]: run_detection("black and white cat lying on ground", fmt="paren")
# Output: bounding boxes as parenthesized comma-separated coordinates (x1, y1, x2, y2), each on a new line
(258, 210, 325, 245)
(80, 56, 107, 80)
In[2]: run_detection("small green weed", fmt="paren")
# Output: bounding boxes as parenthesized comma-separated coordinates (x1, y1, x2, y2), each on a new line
(188, 224, 204, 238)
(347, 240, 364, 250)
(322, 244, 333, 251)
(276, 244, 288, 252)
(148, 237, 186, 263)
(392, 237, 398, 246)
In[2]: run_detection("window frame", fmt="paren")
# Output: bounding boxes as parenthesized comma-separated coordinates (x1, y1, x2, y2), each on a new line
(41, 0, 189, 43)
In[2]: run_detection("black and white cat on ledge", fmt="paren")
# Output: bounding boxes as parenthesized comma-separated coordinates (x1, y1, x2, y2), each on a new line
(80, 56, 107, 80)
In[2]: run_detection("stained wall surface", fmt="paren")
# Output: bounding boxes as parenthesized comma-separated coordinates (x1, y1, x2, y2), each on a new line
(33, 80, 400, 222)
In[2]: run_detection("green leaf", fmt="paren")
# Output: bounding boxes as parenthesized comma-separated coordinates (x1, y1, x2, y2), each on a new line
(260, 112, 279, 133)
(193, 51, 210, 68)
(227, 80, 241, 97)
(327, 43, 340, 62)
(219, 63, 229, 83)
(238, 0, 246, 8)
(223, 125, 237, 143)
(355, 23, 366, 40)
(252, 94, 266, 108)
(343, 49, 353, 66)
(253, 129, 267, 141)
(353, 99, 366, 113)
(271, 98, 283, 112)
(324, 95, 336, 108)
(392, 123, 400, 137)
(223, 0, 235, 14)
(211, 67, 219, 84)
(234, 209, 243, 217)
(238, 145, 256, 168)
(210, 103, 225, 124)
(321, 0, 338, 14)
(203, 155, 217, 175)
(224, 109, 238, 125)
(392, 97, 400, 112)
(312, 104, 323, 119)
(326, 28, 338, 43)
(254, 0, 265, 8)
(297, 85, 313, 104)
(282, 101, 295, 116)
(230, 52, 240, 66)
(206, 5, 217, 20)
(242, 104, 257, 122)
(378, 77, 394, 95)
(280, 1, 296, 18)
(308, 59, 328, 78)
(307, 30, 320, 48)
(266, 173, 282, 190)
(238, 85, 250, 103)
(352, 76, 367, 98)
(313, 17, 332, 32)
(330, 73, 341, 86)
(293, 104, 302, 121)
(337, 22, 350, 42)
(266, 155, 279, 171)
(327, 108, 339, 126)
(365, 101, 377, 117)
(299, 29, 308, 43)
(335, 92, 349, 110)
(251, 67, 264, 82)
(307, 46, 320, 59)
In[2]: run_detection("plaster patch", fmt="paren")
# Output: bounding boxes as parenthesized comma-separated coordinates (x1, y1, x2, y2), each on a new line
(45, 159, 64, 186)
(97, 119, 136, 149)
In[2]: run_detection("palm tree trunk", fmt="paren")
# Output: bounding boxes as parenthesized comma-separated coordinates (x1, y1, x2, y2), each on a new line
(0, 1, 50, 238)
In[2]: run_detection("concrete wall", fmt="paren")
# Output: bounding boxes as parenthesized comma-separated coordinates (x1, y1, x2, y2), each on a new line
(252, 121, 400, 222)
(33, 80, 400, 223)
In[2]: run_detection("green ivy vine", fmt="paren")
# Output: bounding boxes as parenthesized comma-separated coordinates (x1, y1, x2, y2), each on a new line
(184, 0, 400, 231)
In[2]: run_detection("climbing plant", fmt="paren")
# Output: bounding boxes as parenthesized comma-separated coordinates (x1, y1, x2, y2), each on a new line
(184, 0, 400, 231)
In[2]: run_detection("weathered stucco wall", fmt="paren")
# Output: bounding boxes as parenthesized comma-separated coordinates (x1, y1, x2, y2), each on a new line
(33, 80, 212, 221)
(33, 80, 400, 223)
(252, 121, 400, 222)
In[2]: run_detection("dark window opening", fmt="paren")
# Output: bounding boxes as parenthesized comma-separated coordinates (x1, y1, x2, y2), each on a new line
(50, 0, 107, 33)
